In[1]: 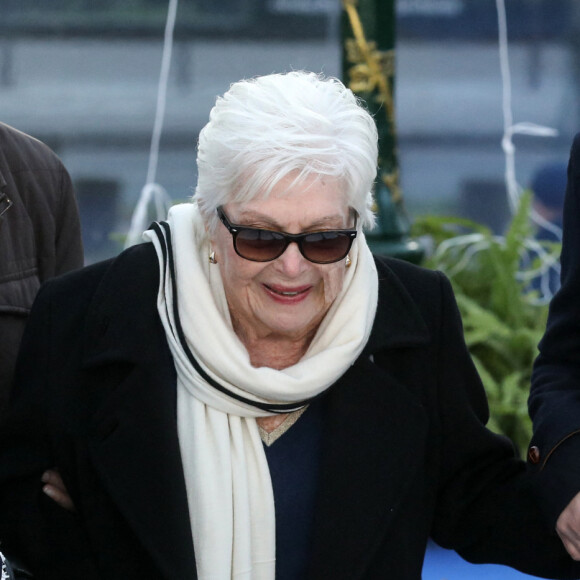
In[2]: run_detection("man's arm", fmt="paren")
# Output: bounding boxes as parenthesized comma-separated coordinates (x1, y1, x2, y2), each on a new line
(529, 133, 580, 553)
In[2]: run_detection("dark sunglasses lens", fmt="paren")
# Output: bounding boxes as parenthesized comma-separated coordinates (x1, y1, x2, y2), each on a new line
(235, 229, 287, 261)
(302, 232, 353, 263)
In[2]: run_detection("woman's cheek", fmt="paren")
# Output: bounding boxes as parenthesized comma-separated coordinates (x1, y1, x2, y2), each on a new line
(322, 266, 347, 305)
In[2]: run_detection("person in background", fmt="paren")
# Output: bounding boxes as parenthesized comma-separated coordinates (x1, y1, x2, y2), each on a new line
(531, 162, 567, 243)
(529, 133, 580, 561)
(0, 122, 83, 421)
(1, 72, 580, 580)
(527, 161, 567, 297)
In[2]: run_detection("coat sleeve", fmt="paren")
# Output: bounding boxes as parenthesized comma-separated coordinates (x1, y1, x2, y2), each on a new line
(430, 272, 580, 579)
(528, 133, 580, 528)
(0, 280, 100, 579)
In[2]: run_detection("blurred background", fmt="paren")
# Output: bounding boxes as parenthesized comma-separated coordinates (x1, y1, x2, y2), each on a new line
(0, 0, 576, 264)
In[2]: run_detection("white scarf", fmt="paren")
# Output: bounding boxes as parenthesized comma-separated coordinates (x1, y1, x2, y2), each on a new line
(143, 202, 378, 579)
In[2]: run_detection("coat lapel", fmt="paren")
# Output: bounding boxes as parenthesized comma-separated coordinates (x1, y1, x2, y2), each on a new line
(309, 358, 428, 578)
(309, 257, 432, 578)
(81, 244, 197, 579)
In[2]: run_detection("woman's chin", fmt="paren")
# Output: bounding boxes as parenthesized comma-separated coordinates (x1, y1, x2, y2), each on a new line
(257, 309, 321, 340)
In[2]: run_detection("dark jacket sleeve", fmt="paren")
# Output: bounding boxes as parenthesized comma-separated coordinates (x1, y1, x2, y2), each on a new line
(529, 133, 580, 528)
(426, 272, 580, 578)
(0, 279, 100, 579)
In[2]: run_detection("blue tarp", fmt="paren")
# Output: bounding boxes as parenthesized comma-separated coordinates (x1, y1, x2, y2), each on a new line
(423, 540, 552, 580)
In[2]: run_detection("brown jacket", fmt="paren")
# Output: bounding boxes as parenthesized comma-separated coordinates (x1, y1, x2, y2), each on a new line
(0, 122, 83, 419)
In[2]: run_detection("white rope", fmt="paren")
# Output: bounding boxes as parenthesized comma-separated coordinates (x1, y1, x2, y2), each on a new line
(496, 0, 559, 215)
(125, 0, 178, 248)
(496, 0, 563, 300)
(432, 230, 559, 305)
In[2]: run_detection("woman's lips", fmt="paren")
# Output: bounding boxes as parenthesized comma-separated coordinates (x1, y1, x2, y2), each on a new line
(263, 283, 311, 302)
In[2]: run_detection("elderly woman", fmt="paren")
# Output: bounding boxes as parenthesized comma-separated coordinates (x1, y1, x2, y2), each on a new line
(0, 71, 578, 580)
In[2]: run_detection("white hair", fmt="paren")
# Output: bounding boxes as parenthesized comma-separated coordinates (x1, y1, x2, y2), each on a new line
(194, 71, 378, 231)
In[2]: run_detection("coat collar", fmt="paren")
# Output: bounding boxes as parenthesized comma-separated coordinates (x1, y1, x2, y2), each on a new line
(309, 354, 429, 578)
(81, 246, 431, 580)
(364, 255, 431, 353)
(81, 243, 163, 367)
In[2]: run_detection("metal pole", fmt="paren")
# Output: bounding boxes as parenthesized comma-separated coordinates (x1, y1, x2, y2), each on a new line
(342, 0, 423, 263)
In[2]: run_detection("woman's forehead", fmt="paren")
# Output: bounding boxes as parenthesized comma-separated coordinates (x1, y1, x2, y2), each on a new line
(226, 183, 350, 226)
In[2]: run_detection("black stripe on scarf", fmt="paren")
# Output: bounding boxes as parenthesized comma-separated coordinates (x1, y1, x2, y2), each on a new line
(150, 221, 312, 414)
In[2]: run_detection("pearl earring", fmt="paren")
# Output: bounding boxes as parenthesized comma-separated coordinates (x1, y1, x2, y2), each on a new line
(345, 255, 351, 268)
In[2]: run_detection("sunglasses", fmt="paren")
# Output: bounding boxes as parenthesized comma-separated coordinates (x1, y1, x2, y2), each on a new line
(217, 206, 358, 264)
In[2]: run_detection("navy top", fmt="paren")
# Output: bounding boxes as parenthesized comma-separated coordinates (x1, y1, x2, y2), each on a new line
(263, 396, 327, 580)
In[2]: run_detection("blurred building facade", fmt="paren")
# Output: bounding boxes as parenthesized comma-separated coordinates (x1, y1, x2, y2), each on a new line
(0, 0, 577, 262)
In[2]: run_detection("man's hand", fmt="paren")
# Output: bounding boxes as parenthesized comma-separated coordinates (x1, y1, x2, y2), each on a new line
(41, 469, 76, 512)
(557, 491, 580, 560)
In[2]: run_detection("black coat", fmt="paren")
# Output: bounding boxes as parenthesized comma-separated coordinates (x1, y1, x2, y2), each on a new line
(1, 243, 578, 579)
(0, 122, 83, 418)
(529, 132, 580, 528)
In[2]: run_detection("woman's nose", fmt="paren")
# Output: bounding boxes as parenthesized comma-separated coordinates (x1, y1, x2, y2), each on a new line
(274, 241, 308, 275)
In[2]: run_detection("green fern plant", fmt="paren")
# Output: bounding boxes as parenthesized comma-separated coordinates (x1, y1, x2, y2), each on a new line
(412, 192, 560, 456)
